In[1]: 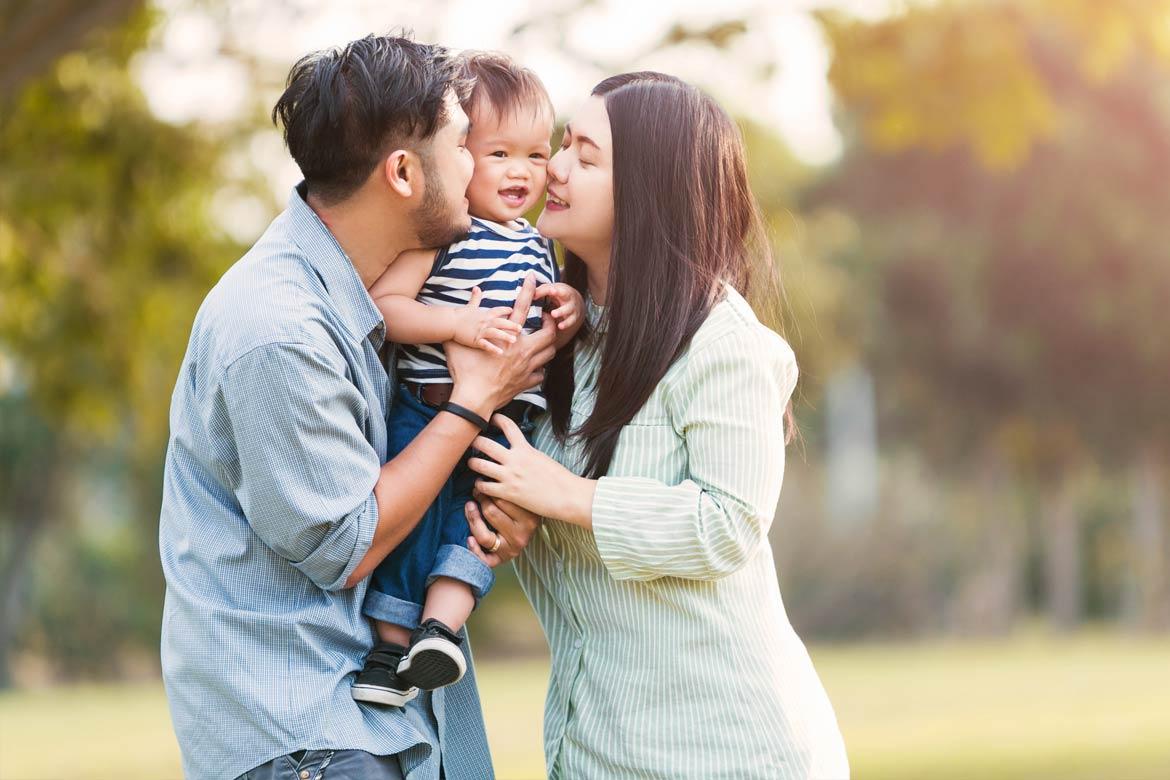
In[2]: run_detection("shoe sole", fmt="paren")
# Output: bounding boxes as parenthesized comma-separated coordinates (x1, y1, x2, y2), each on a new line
(398, 637, 467, 690)
(351, 683, 419, 707)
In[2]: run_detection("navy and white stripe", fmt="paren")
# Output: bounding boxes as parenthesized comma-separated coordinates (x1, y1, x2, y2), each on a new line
(398, 216, 558, 408)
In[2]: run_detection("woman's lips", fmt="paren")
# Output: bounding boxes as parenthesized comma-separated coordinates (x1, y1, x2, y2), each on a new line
(545, 192, 569, 211)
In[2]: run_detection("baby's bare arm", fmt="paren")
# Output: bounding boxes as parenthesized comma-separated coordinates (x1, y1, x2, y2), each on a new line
(371, 248, 460, 345)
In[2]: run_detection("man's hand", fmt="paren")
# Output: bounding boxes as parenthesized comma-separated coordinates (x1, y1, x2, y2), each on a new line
(465, 492, 541, 567)
(445, 272, 557, 417)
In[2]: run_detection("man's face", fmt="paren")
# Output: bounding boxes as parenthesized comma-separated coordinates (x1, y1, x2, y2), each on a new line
(411, 92, 474, 247)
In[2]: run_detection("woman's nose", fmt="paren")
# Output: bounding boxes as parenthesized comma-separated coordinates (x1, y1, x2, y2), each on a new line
(547, 150, 568, 183)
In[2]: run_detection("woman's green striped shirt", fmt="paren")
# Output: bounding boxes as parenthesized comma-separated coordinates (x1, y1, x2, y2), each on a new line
(514, 286, 850, 779)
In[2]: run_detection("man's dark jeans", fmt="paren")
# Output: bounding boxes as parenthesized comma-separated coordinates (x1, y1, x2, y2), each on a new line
(237, 749, 405, 780)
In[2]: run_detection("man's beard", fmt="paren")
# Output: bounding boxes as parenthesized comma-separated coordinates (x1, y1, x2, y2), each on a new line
(412, 155, 470, 247)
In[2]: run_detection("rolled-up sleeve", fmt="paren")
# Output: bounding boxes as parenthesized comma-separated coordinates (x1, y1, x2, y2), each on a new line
(591, 329, 798, 582)
(220, 342, 380, 591)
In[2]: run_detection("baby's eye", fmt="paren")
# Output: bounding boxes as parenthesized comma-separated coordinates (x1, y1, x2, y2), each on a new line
(530, 153, 548, 161)
(490, 151, 507, 158)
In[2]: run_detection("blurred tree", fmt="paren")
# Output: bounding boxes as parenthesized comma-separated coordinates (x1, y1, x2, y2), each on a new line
(0, 8, 256, 683)
(0, 0, 143, 101)
(815, 1, 1170, 631)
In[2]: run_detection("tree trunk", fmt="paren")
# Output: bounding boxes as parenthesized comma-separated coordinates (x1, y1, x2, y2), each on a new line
(1042, 472, 1082, 631)
(0, 443, 65, 688)
(951, 450, 1023, 635)
(1125, 445, 1168, 631)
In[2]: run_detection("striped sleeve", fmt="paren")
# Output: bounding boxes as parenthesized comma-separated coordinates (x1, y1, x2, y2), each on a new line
(590, 328, 797, 581)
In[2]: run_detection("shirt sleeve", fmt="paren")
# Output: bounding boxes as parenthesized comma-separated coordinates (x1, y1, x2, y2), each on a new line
(590, 327, 798, 582)
(219, 342, 380, 591)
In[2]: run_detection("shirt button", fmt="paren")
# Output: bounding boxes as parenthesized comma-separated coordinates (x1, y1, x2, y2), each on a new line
(573, 638, 583, 649)
(300, 771, 310, 780)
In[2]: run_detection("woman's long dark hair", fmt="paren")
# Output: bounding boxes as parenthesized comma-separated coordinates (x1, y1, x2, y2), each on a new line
(545, 72, 789, 479)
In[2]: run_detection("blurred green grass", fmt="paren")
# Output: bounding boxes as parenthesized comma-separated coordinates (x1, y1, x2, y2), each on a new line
(1, 633, 1168, 780)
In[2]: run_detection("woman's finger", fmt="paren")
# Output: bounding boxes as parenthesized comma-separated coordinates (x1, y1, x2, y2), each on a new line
(467, 456, 506, 481)
(490, 413, 526, 446)
(474, 479, 505, 499)
(472, 435, 510, 462)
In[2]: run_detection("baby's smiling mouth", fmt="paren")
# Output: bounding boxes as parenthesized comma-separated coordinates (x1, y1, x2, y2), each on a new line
(499, 186, 529, 207)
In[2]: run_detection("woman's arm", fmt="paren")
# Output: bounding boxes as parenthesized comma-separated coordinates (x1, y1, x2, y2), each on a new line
(589, 329, 797, 581)
(468, 326, 797, 582)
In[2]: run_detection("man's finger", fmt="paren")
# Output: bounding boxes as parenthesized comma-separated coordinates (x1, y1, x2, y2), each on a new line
(467, 536, 498, 567)
(466, 501, 499, 544)
(509, 272, 537, 325)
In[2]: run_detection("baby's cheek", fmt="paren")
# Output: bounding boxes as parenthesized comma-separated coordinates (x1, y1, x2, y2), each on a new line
(530, 163, 549, 193)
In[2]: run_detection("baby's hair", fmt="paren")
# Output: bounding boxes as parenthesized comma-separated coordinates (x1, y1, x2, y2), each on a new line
(458, 51, 555, 124)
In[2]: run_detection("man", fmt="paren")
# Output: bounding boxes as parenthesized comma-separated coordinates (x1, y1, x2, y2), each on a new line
(159, 35, 554, 779)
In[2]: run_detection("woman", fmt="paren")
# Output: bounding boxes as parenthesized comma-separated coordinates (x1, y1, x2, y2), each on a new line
(464, 72, 850, 779)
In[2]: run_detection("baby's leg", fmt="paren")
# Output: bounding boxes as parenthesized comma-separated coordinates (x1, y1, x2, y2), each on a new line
(373, 619, 412, 648)
(421, 576, 475, 632)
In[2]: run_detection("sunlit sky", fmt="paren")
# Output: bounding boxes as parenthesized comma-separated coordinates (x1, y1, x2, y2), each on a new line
(134, 0, 896, 214)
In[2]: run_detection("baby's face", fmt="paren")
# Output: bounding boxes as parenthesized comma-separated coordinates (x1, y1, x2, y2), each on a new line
(465, 102, 553, 223)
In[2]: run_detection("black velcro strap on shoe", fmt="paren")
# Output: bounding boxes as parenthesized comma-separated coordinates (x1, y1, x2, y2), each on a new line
(419, 618, 464, 646)
(366, 643, 408, 668)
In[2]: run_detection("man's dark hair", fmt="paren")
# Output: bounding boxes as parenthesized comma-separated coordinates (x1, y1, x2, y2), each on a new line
(272, 34, 473, 204)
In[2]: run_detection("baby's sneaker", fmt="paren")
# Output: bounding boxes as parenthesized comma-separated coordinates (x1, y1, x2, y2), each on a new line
(352, 642, 419, 707)
(397, 618, 466, 690)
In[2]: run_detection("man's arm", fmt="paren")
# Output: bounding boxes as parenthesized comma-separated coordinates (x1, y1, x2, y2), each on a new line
(345, 276, 558, 586)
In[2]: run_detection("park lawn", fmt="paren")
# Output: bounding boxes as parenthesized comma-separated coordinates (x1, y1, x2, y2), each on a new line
(1, 632, 1168, 780)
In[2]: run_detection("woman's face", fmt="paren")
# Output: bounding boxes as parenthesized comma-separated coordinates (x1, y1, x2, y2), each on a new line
(536, 95, 614, 264)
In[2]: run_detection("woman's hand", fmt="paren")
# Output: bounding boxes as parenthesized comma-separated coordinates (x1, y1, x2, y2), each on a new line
(467, 414, 596, 528)
(465, 494, 541, 567)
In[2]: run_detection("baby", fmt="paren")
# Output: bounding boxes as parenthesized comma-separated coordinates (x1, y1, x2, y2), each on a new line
(352, 52, 584, 706)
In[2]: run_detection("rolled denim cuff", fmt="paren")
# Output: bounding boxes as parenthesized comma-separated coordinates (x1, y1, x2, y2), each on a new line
(427, 544, 495, 601)
(361, 589, 423, 629)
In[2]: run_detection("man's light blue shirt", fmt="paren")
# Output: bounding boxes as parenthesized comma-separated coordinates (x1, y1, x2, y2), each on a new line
(159, 184, 493, 780)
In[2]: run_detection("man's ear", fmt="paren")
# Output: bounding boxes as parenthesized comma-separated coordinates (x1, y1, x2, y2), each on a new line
(383, 149, 419, 199)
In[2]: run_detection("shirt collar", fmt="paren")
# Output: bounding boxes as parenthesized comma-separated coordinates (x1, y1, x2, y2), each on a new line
(286, 182, 385, 346)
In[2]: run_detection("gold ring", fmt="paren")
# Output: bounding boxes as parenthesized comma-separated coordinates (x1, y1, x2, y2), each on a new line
(488, 533, 502, 554)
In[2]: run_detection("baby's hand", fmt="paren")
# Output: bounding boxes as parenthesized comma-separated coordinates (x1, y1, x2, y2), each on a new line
(454, 287, 523, 355)
(535, 282, 584, 335)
